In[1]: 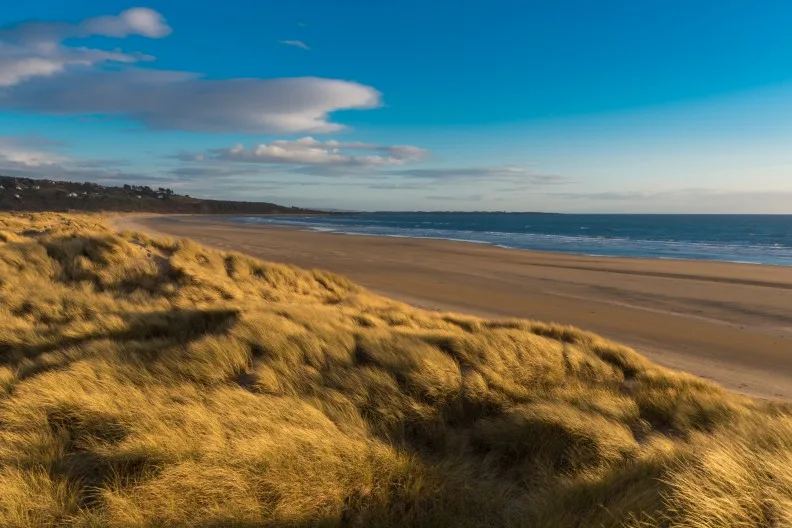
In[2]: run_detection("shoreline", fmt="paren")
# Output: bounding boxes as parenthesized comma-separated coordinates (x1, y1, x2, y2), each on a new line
(232, 215, 792, 267)
(300, 225, 791, 268)
(115, 213, 792, 400)
(219, 217, 792, 291)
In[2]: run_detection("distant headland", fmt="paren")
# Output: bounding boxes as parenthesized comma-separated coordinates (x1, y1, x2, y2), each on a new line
(0, 175, 319, 215)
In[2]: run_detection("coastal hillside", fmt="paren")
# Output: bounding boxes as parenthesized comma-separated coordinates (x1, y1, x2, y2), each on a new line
(0, 176, 315, 214)
(1, 213, 791, 527)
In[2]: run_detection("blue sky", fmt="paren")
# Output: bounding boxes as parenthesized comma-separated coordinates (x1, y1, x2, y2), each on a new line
(1, 1, 792, 212)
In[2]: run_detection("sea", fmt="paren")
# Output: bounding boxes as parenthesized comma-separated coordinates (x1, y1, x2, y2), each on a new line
(232, 213, 792, 266)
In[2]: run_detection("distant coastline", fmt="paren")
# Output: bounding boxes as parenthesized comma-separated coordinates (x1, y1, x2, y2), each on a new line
(0, 175, 319, 215)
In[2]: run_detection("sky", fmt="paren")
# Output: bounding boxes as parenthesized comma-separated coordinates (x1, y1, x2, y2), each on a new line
(1, 1, 792, 212)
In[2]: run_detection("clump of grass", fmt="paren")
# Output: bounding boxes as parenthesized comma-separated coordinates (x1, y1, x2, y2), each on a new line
(0, 212, 790, 527)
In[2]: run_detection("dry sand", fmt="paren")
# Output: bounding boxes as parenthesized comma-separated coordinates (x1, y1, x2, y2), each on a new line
(116, 214, 792, 400)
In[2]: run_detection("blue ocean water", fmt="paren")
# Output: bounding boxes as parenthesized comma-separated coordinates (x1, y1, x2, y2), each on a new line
(233, 213, 792, 266)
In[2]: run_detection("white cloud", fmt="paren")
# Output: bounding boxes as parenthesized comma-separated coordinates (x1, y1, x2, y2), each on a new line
(199, 137, 428, 166)
(0, 8, 169, 87)
(5, 71, 381, 133)
(1, 8, 171, 43)
(0, 56, 62, 88)
(81, 8, 171, 38)
(0, 48, 145, 87)
(279, 40, 310, 50)
(0, 9, 381, 133)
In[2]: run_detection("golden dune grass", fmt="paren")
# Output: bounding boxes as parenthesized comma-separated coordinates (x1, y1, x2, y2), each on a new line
(0, 212, 790, 527)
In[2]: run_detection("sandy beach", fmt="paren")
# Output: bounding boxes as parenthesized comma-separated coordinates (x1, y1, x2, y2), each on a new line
(119, 214, 792, 400)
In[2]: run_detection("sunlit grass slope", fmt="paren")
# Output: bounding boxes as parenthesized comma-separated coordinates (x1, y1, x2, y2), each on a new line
(1, 212, 791, 527)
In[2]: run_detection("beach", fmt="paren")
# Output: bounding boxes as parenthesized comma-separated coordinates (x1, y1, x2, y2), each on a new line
(120, 214, 792, 400)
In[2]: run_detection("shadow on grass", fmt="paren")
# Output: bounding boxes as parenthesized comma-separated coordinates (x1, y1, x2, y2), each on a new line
(1, 308, 239, 379)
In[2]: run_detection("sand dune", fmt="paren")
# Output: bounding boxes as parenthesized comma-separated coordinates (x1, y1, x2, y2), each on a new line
(8, 212, 792, 526)
(119, 214, 792, 400)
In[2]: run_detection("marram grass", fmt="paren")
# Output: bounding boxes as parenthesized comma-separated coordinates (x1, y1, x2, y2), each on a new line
(0, 212, 790, 527)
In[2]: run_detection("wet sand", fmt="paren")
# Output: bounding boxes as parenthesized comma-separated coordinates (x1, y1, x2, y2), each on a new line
(117, 214, 792, 400)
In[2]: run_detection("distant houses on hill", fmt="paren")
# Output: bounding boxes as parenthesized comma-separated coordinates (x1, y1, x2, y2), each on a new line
(0, 175, 318, 214)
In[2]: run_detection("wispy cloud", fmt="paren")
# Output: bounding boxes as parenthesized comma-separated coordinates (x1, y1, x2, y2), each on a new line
(0, 9, 380, 133)
(167, 165, 277, 179)
(425, 194, 484, 201)
(544, 189, 792, 213)
(383, 166, 577, 185)
(549, 191, 658, 201)
(172, 140, 580, 196)
(182, 137, 428, 168)
(0, 136, 69, 166)
(550, 188, 792, 201)
(368, 182, 435, 191)
(278, 40, 310, 50)
(0, 136, 148, 183)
